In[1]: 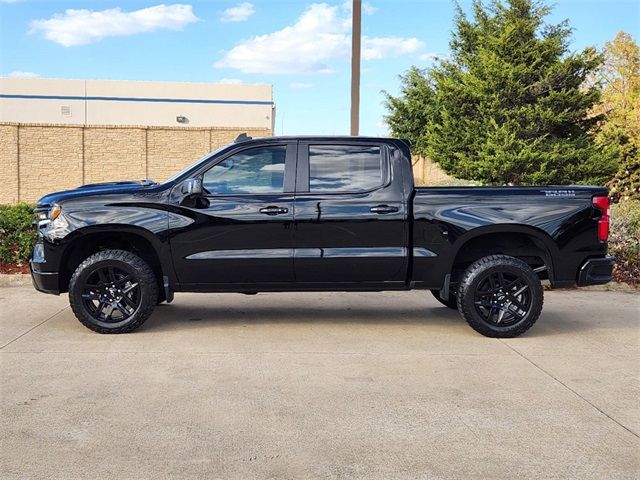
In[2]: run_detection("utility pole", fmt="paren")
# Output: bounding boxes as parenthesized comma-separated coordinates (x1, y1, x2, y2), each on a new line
(350, 0, 361, 136)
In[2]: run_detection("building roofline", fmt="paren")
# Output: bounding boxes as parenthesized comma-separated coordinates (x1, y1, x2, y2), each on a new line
(0, 76, 272, 88)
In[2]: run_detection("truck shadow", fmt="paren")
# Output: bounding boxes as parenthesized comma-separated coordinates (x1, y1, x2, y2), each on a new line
(143, 303, 462, 332)
(140, 297, 597, 337)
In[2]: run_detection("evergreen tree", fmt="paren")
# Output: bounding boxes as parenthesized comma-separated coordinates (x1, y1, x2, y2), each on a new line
(383, 66, 435, 158)
(385, 0, 615, 185)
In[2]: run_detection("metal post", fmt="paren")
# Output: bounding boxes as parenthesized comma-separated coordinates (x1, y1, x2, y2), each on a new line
(350, 0, 361, 136)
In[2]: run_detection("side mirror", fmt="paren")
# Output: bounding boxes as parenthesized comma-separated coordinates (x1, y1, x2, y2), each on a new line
(181, 178, 203, 196)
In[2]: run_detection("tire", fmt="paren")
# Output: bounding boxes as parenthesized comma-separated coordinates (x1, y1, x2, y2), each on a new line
(430, 289, 458, 309)
(69, 249, 158, 333)
(457, 255, 543, 338)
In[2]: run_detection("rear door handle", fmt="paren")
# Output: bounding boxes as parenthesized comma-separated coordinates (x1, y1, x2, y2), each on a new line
(259, 206, 289, 215)
(370, 205, 399, 214)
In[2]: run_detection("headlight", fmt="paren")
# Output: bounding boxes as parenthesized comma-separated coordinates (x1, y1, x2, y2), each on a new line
(35, 205, 62, 223)
(49, 205, 62, 221)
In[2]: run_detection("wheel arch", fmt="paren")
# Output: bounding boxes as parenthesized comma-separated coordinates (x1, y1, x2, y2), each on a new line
(58, 225, 168, 294)
(447, 224, 559, 284)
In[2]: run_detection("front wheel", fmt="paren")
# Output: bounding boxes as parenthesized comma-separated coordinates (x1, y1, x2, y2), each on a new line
(457, 255, 543, 338)
(69, 249, 158, 333)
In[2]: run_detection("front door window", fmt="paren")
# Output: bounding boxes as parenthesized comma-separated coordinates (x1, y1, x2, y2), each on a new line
(203, 146, 287, 195)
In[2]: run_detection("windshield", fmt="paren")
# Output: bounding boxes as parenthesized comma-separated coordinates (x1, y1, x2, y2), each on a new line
(162, 144, 231, 184)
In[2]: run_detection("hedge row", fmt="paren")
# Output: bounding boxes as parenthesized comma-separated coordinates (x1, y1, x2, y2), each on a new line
(0, 203, 37, 265)
(1, 201, 638, 285)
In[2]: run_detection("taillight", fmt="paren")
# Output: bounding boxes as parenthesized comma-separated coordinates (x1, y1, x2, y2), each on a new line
(592, 196, 610, 242)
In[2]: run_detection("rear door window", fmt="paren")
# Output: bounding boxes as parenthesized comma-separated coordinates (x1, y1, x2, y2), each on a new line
(308, 145, 382, 193)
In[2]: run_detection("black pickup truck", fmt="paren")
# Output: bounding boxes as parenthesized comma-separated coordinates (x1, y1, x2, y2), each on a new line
(31, 135, 613, 337)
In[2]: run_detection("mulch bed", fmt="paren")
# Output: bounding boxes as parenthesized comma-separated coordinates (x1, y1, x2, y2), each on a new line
(0, 262, 30, 274)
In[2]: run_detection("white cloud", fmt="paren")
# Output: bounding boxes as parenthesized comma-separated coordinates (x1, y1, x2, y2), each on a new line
(29, 4, 200, 47)
(215, 2, 423, 75)
(362, 2, 377, 15)
(363, 37, 424, 60)
(218, 78, 243, 84)
(220, 2, 255, 22)
(290, 82, 313, 89)
(7, 71, 40, 78)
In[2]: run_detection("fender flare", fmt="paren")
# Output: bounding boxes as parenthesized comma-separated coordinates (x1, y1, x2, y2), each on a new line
(59, 224, 175, 284)
(446, 224, 560, 281)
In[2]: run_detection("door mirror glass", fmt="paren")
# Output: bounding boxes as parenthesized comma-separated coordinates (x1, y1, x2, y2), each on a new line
(181, 177, 203, 196)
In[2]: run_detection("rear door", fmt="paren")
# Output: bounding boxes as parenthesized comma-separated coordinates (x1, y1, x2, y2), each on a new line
(293, 141, 408, 285)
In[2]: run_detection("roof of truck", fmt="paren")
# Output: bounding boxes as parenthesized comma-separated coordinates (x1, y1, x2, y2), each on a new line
(234, 134, 406, 144)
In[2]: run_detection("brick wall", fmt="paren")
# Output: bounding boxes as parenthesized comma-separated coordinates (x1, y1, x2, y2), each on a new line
(412, 155, 453, 186)
(0, 125, 19, 204)
(84, 127, 146, 184)
(19, 126, 84, 202)
(0, 123, 272, 204)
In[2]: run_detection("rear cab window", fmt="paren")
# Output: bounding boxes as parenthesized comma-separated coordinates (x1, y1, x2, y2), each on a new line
(306, 144, 384, 193)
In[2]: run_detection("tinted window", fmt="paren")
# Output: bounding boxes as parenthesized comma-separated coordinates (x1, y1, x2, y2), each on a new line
(203, 146, 286, 194)
(309, 145, 382, 192)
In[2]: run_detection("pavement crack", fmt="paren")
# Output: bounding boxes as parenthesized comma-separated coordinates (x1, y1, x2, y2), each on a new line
(0, 306, 69, 350)
(499, 339, 639, 439)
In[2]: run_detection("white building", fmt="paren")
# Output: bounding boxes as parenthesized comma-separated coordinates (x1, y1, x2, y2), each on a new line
(0, 77, 274, 130)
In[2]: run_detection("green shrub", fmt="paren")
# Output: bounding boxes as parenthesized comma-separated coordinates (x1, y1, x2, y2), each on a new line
(0, 203, 36, 265)
(610, 200, 640, 285)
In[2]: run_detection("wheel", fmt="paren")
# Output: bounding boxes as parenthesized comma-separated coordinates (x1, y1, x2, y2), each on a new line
(69, 249, 158, 333)
(457, 255, 543, 338)
(430, 289, 457, 309)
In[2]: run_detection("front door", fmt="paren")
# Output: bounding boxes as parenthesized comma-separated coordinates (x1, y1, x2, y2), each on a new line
(170, 142, 296, 286)
(293, 141, 408, 285)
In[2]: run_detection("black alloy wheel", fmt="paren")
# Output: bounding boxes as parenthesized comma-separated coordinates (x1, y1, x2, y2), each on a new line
(80, 265, 142, 323)
(472, 271, 532, 326)
(69, 249, 158, 333)
(457, 255, 543, 338)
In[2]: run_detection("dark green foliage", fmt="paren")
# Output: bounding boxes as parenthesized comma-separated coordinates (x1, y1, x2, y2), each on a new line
(385, 0, 616, 185)
(0, 203, 36, 264)
(603, 132, 640, 202)
(383, 66, 435, 157)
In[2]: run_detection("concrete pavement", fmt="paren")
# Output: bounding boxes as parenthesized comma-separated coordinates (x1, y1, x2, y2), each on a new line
(1, 285, 638, 479)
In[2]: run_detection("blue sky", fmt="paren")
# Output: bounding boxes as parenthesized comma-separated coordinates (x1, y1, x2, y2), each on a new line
(1, 0, 638, 135)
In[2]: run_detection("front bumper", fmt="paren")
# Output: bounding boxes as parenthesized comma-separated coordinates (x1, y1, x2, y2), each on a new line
(577, 256, 614, 286)
(30, 261, 60, 295)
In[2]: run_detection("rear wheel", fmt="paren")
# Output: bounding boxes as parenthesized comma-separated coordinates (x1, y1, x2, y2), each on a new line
(457, 255, 543, 338)
(430, 289, 457, 309)
(69, 249, 158, 333)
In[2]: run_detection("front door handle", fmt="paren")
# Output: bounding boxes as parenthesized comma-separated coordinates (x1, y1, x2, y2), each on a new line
(259, 206, 289, 215)
(370, 205, 399, 214)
